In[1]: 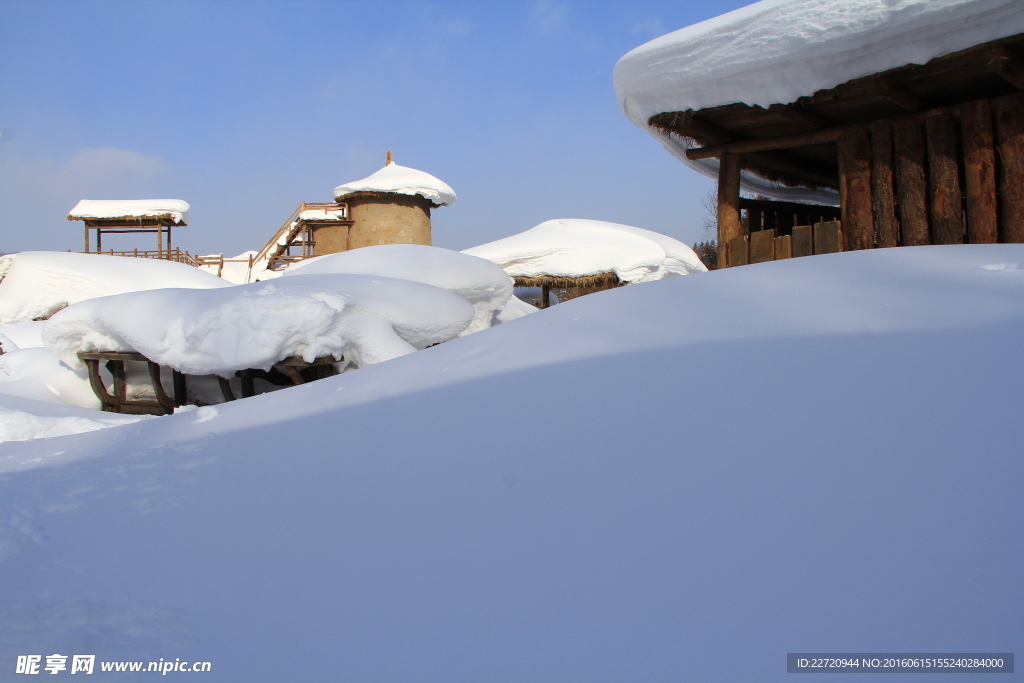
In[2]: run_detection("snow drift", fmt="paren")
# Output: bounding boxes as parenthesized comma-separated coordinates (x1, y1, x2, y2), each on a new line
(463, 218, 708, 283)
(0, 245, 1021, 681)
(284, 245, 515, 334)
(0, 252, 230, 323)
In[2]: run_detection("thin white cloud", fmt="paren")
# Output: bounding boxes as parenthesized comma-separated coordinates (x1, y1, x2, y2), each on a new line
(531, 0, 569, 36)
(631, 18, 663, 40)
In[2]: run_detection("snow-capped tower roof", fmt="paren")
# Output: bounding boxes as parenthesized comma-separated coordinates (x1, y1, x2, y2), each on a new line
(333, 159, 456, 207)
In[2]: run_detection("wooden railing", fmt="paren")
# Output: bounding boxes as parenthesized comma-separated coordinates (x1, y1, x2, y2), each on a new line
(84, 248, 198, 267)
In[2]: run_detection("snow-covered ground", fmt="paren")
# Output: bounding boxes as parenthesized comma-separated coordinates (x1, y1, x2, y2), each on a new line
(0, 244, 1020, 680)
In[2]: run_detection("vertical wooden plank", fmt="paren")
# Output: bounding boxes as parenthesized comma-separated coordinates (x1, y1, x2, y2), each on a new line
(792, 225, 813, 257)
(926, 109, 965, 244)
(893, 116, 931, 245)
(541, 283, 551, 309)
(993, 93, 1024, 242)
(750, 229, 776, 263)
(172, 370, 187, 406)
(814, 220, 843, 254)
(775, 234, 792, 259)
(717, 154, 743, 266)
(838, 124, 875, 251)
(961, 99, 998, 243)
(84, 227, 90, 253)
(869, 119, 898, 248)
(729, 235, 749, 266)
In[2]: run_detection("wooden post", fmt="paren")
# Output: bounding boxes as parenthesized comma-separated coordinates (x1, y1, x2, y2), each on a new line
(541, 282, 550, 309)
(157, 225, 163, 258)
(893, 116, 930, 245)
(167, 225, 173, 253)
(994, 93, 1024, 242)
(838, 124, 874, 251)
(925, 109, 965, 244)
(84, 226, 90, 253)
(96, 229, 102, 253)
(717, 153, 743, 267)
(960, 99, 998, 243)
(869, 119, 898, 248)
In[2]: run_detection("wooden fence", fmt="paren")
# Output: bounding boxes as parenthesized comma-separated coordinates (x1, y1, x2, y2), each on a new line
(729, 220, 843, 265)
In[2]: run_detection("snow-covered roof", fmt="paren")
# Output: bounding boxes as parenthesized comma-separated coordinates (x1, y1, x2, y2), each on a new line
(68, 199, 191, 224)
(463, 219, 707, 284)
(613, 0, 1024, 203)
(333, 163, 456, 207)
(297, 208, 348, 221)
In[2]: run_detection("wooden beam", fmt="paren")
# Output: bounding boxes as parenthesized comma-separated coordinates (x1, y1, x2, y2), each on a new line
(925, 109, 965, 244)
(717, 153, 743, 267)
(875, 77, 923, 112)
(838, 124, 875, 251)
(686, 126, 842, 160)
(985, 45, 1024, 90)
(767, 103, 831, 129)
(960, 99, 998, 243)
(869, 119, 898, 248)
(993, 93, 1024, 242)
(893, 116, 930, 245)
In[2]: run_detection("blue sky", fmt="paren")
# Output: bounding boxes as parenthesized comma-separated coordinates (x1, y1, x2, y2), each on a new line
(0, 0, 749, 257)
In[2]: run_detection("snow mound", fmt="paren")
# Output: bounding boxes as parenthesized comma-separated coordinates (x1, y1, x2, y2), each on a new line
(43, 274, 475, 375)
(0, 252, 230, 324)
(284, 245, 514, 334)
(0, 393, 149, 443)
(333, 163, 456, 206)
(463, 219, 707, 283)
(68, 199, 191, 224)
(0, 347, 101, 409)
(613, 0, 1024, 204)
(0, 321, 46, 353)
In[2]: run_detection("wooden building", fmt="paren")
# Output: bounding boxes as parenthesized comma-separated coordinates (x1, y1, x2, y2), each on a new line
(614, 1, 1024, 267)
(251, 153, 457, 275)
(333, 152, 456, 250)
(68, 199, 195, 264)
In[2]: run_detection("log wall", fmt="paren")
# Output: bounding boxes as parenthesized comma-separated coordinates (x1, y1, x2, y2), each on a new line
(719, 92, 1023, 268)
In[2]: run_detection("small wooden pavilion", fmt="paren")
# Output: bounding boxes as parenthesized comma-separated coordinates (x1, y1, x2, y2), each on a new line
(68, 199, 194, 264)
(615, 1, 1024, 267)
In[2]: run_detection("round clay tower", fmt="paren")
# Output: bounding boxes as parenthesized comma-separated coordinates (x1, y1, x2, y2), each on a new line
(333, 152, 456, 250)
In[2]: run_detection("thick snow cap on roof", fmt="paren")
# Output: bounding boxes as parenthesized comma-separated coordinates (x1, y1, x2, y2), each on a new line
(463, 219, 707, 283)
(613, 0, 1024, 204)
(333, 163, 456, 207)
(0, 252, 230, 324)
(68, 199, 191, 224)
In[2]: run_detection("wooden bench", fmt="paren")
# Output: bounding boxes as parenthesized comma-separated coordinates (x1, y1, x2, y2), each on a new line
(78, 351, 340, 415)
